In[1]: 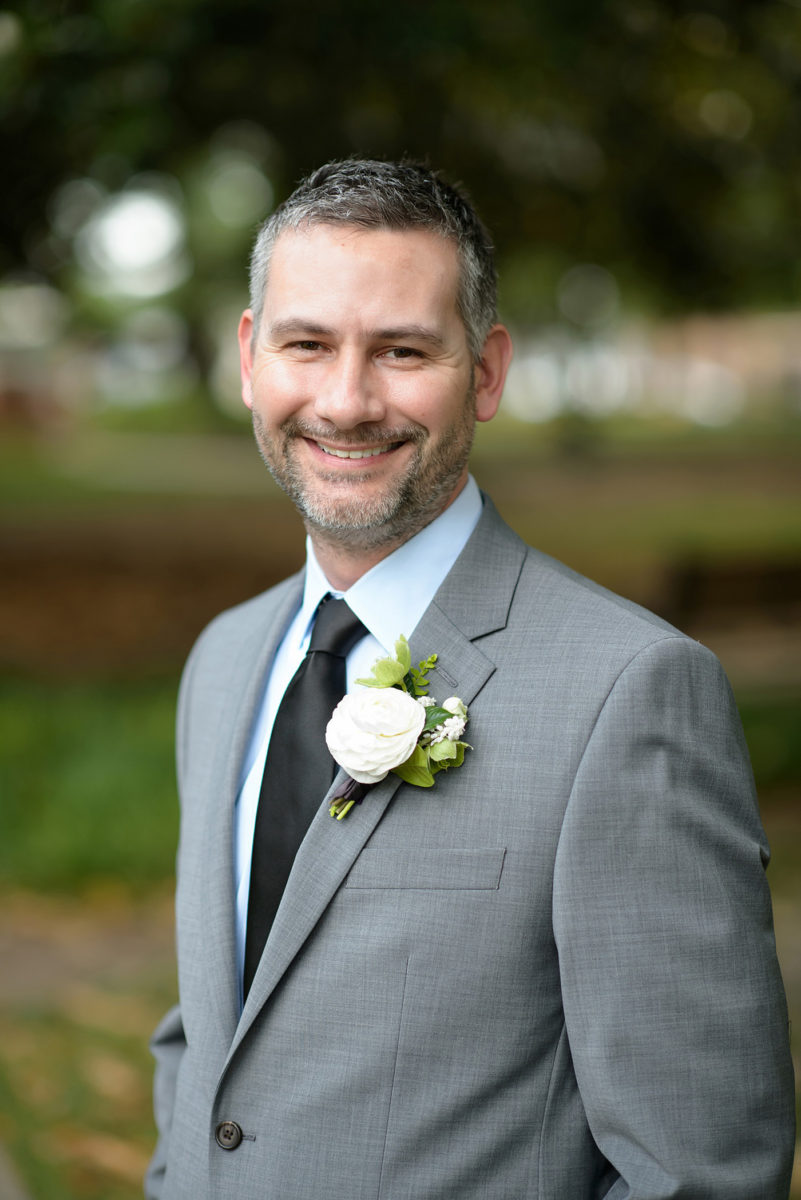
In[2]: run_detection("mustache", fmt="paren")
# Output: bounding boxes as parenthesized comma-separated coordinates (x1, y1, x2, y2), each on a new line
(280, 417, 425, 446)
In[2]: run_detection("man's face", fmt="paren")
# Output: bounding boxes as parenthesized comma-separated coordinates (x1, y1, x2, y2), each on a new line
(238, 223, 499, 553)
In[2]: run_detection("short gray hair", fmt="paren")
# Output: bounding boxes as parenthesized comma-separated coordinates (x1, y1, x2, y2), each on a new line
(248, 159, 498, 361)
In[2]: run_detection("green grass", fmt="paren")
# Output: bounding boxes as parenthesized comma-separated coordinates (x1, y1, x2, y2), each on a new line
(0, 676, 179, 892)
(0, 1005, 159, 1199)
(739, 694, 801, 792)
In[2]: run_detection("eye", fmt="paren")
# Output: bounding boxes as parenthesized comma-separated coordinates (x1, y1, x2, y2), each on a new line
(294, 340, 323, 352)
(384, 346, 422, 360)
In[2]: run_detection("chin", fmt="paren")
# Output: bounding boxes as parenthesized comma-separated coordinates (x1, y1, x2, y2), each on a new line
(298, 490, 408, 539)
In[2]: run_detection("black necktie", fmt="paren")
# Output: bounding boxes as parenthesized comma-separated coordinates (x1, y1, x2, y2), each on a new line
(243, 595, 366, 998)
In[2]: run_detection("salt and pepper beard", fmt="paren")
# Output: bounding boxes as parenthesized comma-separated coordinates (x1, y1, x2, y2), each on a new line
(251, 382, 477, 554)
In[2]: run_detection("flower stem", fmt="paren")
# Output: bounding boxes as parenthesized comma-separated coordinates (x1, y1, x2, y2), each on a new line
(328, 777, 371, 820)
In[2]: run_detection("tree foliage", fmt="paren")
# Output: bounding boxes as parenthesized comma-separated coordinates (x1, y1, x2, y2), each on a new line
(3, 0, 801, 323)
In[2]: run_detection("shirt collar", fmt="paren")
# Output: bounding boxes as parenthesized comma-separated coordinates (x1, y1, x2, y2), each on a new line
(298, 475, 483, 654)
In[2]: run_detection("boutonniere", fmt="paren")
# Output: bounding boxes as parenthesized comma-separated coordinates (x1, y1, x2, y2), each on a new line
(325, 636, 471, 819)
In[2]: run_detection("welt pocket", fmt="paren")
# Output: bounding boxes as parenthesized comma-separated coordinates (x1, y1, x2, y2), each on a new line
(344, 847, 507, 890)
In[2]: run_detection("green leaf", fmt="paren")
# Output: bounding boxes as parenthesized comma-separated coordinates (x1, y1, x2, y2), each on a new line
(429, 737, 457, 762)
(374, 658, 408, 687)
(423, 706, 451, 732)
(431, 741, 469, 770)
(392, 744, 435, 787)
(393, 759, 436, 787)
(356, 656, 407, 689)
(355, 675, 385, 689)
(409, 652, 438, 696)
(394, 636, 412, 673)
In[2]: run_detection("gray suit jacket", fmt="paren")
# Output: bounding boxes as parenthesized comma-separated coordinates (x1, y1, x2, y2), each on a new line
(148, 498, 794, 1199)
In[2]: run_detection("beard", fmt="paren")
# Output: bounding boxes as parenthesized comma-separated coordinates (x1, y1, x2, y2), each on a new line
(251, 387, 477, 554)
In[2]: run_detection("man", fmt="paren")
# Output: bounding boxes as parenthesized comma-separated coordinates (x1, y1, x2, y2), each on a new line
(148, 159, 794, 1199)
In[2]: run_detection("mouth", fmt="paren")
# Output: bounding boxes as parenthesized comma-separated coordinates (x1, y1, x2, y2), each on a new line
(315, 441, 402, 460)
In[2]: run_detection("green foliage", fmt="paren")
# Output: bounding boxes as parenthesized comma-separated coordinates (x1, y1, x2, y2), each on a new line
(391, 744, 435, 788)
(0, 676, 179, 892)
(428, 738, 458, 764)
(409, 652, 438, 697)
(4, 0, 801, 318)
(356, 655, 408, 691)
(0, 999, 164, 1200)
(739, 694, 801, 790)
(394, 636, 412, 674)
(357, 637, 437, 694)
(427, 739, 467, 772)
(423, 706, 453, 732)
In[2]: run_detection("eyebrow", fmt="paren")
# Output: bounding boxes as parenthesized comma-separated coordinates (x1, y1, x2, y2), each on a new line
(266, 319, 446, 349)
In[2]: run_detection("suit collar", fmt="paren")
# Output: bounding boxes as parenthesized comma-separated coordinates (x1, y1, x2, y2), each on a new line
(425, 493, 527, 642)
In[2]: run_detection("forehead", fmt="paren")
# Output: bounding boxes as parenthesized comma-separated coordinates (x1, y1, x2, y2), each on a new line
(263, 223, 462, 324)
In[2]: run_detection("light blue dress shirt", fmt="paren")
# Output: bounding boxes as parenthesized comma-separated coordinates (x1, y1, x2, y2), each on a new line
(233, 475, 484, 996)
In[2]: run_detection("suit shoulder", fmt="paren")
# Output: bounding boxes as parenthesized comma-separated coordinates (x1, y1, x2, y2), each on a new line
(492, 542, 737, 743)
(461, 497, 697, 664)
(186, 570, 303, 671)
(514, 542, 696, 660)
(175, 570, 303, 761)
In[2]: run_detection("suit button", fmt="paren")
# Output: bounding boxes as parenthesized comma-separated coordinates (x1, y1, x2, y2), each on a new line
(215, 1120, 243, 1150)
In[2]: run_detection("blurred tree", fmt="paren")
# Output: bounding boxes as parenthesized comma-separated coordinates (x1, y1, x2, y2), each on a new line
(2, 0, 801, 399)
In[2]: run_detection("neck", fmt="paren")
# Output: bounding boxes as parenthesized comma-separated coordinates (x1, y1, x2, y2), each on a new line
(307, 476, 469, 591)
(307, 531, 408, 592)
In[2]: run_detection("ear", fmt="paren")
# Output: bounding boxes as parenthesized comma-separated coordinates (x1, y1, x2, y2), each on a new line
(238, 309, 256, 410)
(474, 325, 513, 423)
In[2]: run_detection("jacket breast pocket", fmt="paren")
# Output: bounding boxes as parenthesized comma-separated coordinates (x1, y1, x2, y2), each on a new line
(344, 847, 507, 890)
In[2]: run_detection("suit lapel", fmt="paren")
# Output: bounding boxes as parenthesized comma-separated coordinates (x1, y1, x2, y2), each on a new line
(194, 575, 304, 1049)
(227, 763, 403, 1058)
(226, 499, 527, 1056)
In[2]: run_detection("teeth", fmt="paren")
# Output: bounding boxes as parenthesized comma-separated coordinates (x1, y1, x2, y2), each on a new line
(317, 443, 391, 459)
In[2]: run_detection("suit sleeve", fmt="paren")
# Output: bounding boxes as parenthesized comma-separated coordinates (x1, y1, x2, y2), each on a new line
(145, 1002, 186, 1199)
(553, 636, 795, 1199)
(145, 637, 203, 1197)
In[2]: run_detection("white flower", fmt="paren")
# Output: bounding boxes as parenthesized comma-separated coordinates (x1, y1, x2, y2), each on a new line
(417, 695, 437, 708)
(430, 715, 467, 744)
(326, 689, 427, 784)
(442, 696, 468, 719)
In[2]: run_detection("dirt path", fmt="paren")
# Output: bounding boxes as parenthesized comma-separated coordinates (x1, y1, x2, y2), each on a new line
(0, 1144, 29, 1200)
(0, 888, 175, 1006)
(0, 889, 177, 1199)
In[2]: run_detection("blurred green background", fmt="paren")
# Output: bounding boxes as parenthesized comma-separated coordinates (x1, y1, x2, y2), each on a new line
(1, 1, 799, 1194)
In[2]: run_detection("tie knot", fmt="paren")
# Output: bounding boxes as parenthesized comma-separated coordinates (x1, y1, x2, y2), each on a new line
(308, 595, 366, 658)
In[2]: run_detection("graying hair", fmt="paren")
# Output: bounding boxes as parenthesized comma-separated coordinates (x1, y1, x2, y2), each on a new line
(248, 159, 498, 361)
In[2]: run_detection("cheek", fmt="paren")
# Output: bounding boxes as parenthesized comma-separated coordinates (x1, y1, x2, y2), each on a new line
(383, 379, 451, 431)
(411, 389, 471, 441)
(250, 362, 306, 423)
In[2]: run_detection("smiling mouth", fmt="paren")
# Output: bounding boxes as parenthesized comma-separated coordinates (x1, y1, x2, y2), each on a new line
(315, 441, 401, 460)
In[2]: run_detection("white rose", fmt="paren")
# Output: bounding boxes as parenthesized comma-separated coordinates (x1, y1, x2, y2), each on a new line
(442, 696, 468, 719)
(326, 689, 426, 784)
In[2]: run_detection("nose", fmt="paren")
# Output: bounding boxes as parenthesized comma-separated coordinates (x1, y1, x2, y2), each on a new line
(312, 349, 386, 429)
